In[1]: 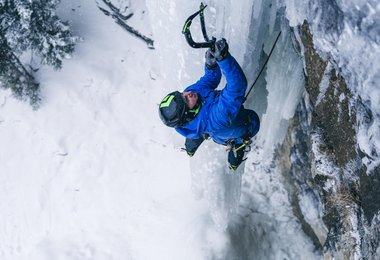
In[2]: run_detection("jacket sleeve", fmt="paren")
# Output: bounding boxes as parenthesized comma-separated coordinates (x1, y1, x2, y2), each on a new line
(175, 127, 201, 139)
(212, 54, 248, 127)
(185, 65, 222, 94)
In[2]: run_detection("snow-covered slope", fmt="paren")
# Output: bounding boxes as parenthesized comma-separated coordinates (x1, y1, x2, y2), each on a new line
(0, 0, 210, 259)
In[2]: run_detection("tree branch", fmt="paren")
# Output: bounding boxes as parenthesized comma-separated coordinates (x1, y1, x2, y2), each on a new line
(97, 0, 154, 49)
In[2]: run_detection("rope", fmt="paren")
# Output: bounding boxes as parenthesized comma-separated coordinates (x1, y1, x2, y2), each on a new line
(244, 31, 282, 102)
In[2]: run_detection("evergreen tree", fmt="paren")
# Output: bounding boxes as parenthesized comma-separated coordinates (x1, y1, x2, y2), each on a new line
(0, 34, 40, 107)
(0, 0, 77, 107)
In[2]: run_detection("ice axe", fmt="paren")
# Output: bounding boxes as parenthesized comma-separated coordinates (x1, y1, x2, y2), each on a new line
(182, 3, 216, 50)
(182, 3, 282, 103)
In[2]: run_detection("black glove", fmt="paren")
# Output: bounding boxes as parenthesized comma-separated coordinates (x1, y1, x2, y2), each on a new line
(211, 38, 229, 61)
(205, 49, 217, 69)
(182, 137, 204, 157)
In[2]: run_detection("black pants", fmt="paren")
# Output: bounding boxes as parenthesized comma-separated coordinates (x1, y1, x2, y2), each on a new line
(227, 143, 246, 170)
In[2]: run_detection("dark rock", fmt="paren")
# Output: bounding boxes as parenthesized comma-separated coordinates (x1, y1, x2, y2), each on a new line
(274, 21, 380, 258)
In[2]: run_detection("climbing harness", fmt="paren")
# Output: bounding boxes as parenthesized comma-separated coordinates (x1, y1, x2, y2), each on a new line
(226, 135, 252, 155)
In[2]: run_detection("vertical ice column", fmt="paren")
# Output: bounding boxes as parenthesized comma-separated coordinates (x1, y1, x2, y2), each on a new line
(258, 31, 305, 156)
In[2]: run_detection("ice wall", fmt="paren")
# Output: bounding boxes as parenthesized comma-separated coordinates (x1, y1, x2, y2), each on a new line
(146, 0, 304, 163)
(259, 32, 305, 156)
(145, 0, 255, 237)
(145, 0, 255, 86)
(146, 0, 315, 258)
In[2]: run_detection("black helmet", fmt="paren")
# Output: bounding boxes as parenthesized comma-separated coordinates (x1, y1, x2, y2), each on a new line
(158, 91, 187, 128)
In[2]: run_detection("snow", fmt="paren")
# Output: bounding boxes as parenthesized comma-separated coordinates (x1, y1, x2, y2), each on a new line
(316, 63, 332, 106)
(1, 0, 379, 259)
(0, 1, 211, 259)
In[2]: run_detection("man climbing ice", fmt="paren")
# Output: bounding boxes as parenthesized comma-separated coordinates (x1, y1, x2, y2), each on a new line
(158, 39, 260, 170)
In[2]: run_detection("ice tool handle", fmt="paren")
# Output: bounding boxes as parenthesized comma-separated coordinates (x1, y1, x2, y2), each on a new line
(182, 3, 216, 50)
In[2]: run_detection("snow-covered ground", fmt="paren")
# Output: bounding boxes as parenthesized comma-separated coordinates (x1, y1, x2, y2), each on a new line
(1, 0, 379, 259)
(0, 1, 213, 259)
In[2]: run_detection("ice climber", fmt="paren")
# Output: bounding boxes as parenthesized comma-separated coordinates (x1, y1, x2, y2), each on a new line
(158, 39, 260, 170)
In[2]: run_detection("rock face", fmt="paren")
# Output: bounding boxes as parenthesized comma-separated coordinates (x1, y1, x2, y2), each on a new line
(275, 22, 380, 259)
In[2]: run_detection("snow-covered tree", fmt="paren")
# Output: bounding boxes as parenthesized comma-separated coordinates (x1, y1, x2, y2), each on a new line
(0, 0, 77, 107)
(0, 34, 40, 106)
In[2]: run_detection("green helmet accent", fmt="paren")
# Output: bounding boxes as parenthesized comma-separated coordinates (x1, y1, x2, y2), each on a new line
(158, 91, 187, 128)
(159, 95, 175, 108)
(188, 105, 201, 114)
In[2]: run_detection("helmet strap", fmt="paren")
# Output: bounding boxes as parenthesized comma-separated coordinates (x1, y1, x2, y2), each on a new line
(182, 98, 202, 124)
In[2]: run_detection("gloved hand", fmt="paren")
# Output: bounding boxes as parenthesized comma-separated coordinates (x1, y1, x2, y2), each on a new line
(211, 38, 229, 61)
(205, 49, 217, 69)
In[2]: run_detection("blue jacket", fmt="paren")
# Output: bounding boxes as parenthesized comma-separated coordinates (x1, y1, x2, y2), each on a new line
(176, 54, 259, 144)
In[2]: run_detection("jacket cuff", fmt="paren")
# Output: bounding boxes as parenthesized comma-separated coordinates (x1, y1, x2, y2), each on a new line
(216, 52, 232, 64)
